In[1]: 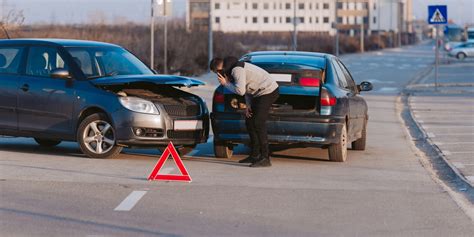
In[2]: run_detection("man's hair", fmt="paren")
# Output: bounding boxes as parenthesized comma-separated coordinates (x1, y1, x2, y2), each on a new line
(209, 57, 223, 72)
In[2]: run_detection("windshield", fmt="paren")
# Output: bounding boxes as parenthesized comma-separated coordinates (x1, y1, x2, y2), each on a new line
(66, 47, 153, 79)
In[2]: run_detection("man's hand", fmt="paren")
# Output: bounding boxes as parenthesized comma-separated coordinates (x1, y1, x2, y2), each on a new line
(245, 107, 252, 118)
(217, 72, 227, 85)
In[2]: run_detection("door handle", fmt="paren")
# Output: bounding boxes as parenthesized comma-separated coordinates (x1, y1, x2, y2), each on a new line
(20, 84, 29, 92)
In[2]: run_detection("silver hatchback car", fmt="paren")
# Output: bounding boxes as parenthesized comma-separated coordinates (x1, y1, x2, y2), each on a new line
(0, 39, 209, 158)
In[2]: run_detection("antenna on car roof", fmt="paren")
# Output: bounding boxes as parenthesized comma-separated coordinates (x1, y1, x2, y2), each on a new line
(1, 24, 11, 39)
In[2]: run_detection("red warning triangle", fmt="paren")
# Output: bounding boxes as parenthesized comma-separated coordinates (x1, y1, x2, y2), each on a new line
(148, 142, 192, 182)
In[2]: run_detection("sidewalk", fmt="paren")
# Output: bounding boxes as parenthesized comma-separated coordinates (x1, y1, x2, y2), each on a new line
(406, 58, 474, 187)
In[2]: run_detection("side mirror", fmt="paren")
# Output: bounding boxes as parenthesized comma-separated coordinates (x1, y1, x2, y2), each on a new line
(50, 68, 71, 79)
(357, 81, 373, 92)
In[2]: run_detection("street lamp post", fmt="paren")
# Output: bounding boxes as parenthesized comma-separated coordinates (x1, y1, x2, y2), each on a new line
(150, 0, 155, 70)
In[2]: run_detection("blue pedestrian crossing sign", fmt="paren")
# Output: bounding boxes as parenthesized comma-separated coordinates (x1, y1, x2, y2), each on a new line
(428, 5, 447, 24)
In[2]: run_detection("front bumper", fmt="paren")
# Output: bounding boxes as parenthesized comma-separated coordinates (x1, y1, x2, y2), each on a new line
(211, 112, 344, 147)
(112, 108, 209, 147)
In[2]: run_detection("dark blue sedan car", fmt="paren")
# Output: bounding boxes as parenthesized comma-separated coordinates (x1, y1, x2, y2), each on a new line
(211, 51, 372, 162)
(0, 39, 209, 158)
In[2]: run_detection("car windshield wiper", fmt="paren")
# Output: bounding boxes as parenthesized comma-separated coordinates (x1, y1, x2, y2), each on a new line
(87, 75, 108, 80)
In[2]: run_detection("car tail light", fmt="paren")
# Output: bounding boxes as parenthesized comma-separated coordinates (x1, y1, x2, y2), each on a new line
(213, 91, 225, 104)
(320, 88, 336, 106)
(299, 77, 320, 87)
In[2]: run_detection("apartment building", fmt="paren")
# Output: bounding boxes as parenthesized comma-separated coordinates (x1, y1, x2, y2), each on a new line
(186, 0, 412, 35)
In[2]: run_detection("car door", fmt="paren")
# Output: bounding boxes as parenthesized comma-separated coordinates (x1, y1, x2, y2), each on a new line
(337, 59, 367, 139)
(0, 45, 26, 131)
(466, 43, 474, 57)
(17, 45, 76, 136)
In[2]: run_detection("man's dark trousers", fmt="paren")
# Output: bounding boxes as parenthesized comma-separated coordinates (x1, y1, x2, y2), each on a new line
(245, 88, 279, 159)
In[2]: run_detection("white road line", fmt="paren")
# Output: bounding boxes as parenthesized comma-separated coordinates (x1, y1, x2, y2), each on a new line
(466, 176, 474, 183)
(423, 125, 474, 129)
(443, 150, 452, 156)
(449, 151, 474, 154)
(114, 191, 147, 211)
(437, 142, 474, 145)
(435, 133, 474, 136)
(427, 132, 436, 138)
(453, 162, 466, 169)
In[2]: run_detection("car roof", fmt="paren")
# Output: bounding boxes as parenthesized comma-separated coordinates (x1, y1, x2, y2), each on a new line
(0, 38, 119, 47)
(242, 51, 329, 69)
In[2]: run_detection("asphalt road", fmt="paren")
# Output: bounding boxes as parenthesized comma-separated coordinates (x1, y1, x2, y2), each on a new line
(1, 43, 473, 236)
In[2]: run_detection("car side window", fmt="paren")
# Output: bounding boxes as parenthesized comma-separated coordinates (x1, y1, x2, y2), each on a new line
(336, 60, 357, 91)
(332, 59, 348, 89)
(0, 46, 25, 75)
(26, 46, 69, 77)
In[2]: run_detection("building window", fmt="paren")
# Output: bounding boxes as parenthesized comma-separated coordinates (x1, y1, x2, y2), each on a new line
(274, 17, 276, 23)
(316, 3, 319, 9)
(253, 17, 258, 23)
(253, 3, 258, 9)
(215, 17, 220, 23)
(299, 17, 304, 24)
(285, 3, 291, 9)
(337, 2, 343, 9)
(315, 17, 319, 23)
(363, 17, 368, 24)
(286, 17, 292, 23)
(245, 17, 248, 23)
(323, 3, 329, 9)
(309, 17, 312, 23)
(373, 17, 376, 24)
(337, 17, 343, 24)
(279, 3, 282, 9)
(280, 17, 282, 23)
(274, 3, 277, 9)
(214, 3, 220, 10)
(374, 3, 377, 10)
(264, 17, 269, 23)
(245, 3, 247, 9)
(363, 3, 369, 9)
(309, 3, 312, 9)
(264, 3, 269, 10)
(298, 3, 304, 10)
(323, 17, 329, 23)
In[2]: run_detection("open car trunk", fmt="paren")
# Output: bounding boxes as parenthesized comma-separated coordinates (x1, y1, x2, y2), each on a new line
(224, 66, 323, 116)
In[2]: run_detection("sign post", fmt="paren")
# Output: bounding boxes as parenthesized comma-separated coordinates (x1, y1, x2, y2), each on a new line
(428, 5, 447, 91)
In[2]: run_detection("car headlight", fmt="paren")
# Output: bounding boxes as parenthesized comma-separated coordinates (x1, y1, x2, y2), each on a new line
(119, 97, 159, 114)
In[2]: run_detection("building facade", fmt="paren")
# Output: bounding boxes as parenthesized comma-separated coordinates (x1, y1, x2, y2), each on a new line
(186, 0, 412, 35)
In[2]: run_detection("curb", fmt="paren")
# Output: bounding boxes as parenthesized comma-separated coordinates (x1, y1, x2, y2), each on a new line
(400, 66, 474, 190)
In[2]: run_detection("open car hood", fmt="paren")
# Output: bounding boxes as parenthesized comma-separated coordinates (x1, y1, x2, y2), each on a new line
(90, 75, 205, 87)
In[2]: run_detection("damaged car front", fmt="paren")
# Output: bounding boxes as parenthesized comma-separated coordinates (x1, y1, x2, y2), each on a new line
(65, 44, 209, 158)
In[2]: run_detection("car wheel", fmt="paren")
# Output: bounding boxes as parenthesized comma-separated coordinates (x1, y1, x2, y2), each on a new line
(457, 52, 466, 60)
(34, 138, 61, 147)
(214, 139, 233, 158)
(328, 123, 348, 162)
(77, 113, 122, 159)
(352, 119, 367, 151)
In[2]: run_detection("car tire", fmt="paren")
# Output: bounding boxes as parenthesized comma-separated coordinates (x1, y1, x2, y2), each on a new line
(351, 119, 367, 151)
(77, 113, 122, 159)
(214, 140, 233, 158)
(457, 52, 466, 60)
(328, 123, 348, 162)
(34, 138, 61, 147)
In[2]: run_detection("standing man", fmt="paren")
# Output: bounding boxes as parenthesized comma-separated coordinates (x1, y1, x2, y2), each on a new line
(210, 57, 279, 167)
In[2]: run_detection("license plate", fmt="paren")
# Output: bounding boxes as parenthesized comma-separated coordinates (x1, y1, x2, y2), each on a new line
(271, 73, 292, 82)
(174, 120, 203, 131)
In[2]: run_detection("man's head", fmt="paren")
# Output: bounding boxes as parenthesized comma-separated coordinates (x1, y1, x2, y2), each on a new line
(209, 57, 224, 75)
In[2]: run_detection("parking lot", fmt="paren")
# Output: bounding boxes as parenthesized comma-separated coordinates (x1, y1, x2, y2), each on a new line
(1, 43, 473, 236)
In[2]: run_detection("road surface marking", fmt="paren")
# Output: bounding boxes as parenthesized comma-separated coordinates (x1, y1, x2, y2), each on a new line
(449, 151, 474, 154)
(114, 191, 147, 211)
(437, 142, 474, 145)
(466, 176, 474, 183)
(453, 162, 465, 169)
(434, 133, 474, 136)
(443, 150, 452, 156)
(427, 132, 435, 138)
(423, 125, 474, 129)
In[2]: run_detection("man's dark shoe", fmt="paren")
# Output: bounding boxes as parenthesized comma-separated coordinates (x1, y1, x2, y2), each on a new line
(250, 158, 271, 167)
(239, 156, 259, 163)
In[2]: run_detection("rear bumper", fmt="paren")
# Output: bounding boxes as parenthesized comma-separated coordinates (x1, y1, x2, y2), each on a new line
(211, 112, 344, 147)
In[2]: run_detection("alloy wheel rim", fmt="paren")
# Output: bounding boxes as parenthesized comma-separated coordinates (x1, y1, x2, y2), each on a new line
(83, 120, 115, 154)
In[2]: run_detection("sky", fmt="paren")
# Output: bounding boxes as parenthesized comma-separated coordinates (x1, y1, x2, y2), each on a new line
(2, 0, 473, 26)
